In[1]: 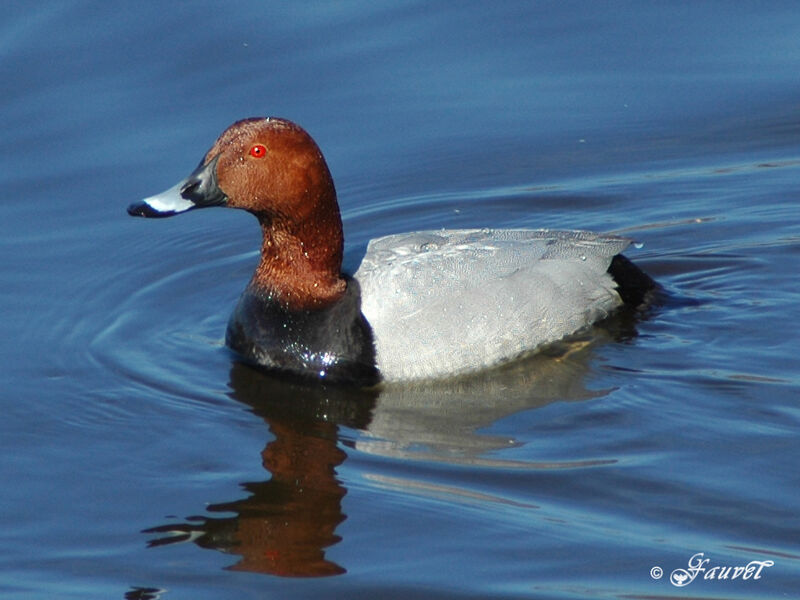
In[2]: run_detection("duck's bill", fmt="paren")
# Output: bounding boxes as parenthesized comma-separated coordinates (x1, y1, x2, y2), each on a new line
(127, 154, 227, 218)
(127, 181, 195, 217)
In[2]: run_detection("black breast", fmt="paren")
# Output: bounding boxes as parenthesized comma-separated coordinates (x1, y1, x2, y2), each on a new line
(225, 276, 380, 386)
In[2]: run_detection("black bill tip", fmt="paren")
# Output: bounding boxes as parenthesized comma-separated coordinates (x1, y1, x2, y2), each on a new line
(127, 201, 179, 218)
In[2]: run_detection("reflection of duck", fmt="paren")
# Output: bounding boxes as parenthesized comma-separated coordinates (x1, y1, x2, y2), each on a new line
(143, 323, 640, 576)
(359, 330, 623, 461)
(143, 365, 377, 577)
(128, 117, 656, 384)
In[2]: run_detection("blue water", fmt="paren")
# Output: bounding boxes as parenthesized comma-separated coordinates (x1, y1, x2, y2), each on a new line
(2, 3, 799, 599)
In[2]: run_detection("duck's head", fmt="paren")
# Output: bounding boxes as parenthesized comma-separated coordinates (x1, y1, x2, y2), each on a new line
(128, 117, 338, 221)
(128, 117, 346, 308)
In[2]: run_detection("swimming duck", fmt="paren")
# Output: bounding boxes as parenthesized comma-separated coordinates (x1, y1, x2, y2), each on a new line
(128, 117, 655, 385)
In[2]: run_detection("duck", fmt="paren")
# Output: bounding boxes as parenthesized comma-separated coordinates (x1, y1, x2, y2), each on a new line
(128, 117, 656, 386)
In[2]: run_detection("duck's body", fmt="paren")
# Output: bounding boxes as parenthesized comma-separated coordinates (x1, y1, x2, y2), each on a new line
(355, 229, 631, 381)
(128, 117, 655, 385)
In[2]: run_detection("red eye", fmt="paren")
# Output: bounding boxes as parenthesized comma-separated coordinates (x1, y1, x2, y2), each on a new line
(249, 144, 267, 158)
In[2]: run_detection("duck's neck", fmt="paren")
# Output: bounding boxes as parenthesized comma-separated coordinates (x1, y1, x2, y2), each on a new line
(250, 205, 346, 311)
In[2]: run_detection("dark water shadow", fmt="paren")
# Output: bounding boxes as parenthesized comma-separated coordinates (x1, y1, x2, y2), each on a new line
(124, 587, 166, 600)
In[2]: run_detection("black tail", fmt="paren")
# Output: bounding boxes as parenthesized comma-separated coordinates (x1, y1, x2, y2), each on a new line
(608, 254, 658, 308)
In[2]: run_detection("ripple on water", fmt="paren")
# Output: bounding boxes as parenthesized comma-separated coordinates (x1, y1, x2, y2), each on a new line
(56, 245, 256, 429)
